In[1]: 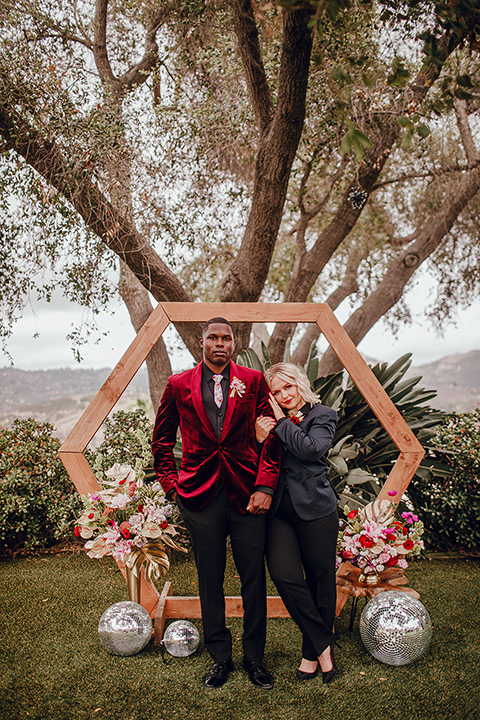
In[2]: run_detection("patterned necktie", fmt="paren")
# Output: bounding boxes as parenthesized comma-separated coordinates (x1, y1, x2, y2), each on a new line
(212, 374, 224, 408)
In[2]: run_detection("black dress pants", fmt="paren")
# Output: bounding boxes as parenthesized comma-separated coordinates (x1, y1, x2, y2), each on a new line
(178, 487, 267, 663)
(266, 490, 338, 661)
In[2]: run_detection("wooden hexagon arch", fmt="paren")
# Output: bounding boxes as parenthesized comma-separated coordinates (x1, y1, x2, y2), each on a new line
(59, 302, 424, 629)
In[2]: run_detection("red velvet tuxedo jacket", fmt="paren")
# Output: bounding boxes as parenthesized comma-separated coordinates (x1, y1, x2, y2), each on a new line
(151, 361, 281, 513)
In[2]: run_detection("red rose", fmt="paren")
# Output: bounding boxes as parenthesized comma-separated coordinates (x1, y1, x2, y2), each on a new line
(360, 536, 374, 548)
(161, 520, 169, 529)
(386, 556, 398, 567)
(342, 550, 354, 559)
(403, 538, 414, 551)
(74, 526, 81, 537)
(348, 510, 358, 519)
(88, 513, 94, 519)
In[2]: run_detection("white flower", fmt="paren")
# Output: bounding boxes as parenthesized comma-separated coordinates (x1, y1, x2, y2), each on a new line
(105, 463, 136, 484)
(108, 493, 130, 510)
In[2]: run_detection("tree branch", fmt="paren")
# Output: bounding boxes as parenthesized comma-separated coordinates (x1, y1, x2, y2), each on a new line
(0, 95, 203, 360)
(318, 162, 480, 375)
(454, 99, 480, 166)
(231, 0, 273, 131)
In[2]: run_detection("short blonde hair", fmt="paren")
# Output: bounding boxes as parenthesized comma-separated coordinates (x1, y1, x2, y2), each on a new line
(264, 362, 321, 406)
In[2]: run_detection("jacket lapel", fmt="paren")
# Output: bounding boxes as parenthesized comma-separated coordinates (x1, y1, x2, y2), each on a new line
(191, 362, 218, 442)
(220, 361, 240, 440)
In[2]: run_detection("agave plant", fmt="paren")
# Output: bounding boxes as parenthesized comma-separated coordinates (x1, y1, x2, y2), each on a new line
(237, 346, 448, 509)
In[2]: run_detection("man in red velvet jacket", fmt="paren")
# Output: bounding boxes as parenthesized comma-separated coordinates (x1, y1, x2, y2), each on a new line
(152, 318, 280, 690)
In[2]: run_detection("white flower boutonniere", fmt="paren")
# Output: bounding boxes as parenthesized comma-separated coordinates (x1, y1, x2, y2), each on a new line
(229, 376, 246, 398)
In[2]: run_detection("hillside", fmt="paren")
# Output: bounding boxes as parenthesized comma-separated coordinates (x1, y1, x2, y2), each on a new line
(0, 366, 150, 441)
(1, 350, 479, 441)
(407, 350, 480, 412)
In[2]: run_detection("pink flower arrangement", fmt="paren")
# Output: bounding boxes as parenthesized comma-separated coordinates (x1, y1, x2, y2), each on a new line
(75, 463, 185, 581)
(337, 498, 424, 574)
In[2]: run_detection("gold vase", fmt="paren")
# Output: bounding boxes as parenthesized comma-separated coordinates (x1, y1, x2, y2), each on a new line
(126, 565, 141, 603)
(358, 570, 381, 585)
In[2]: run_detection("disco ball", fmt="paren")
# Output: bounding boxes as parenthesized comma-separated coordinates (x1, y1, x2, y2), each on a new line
(359, 591, 432, 666)
(98, 601, 152, 656)
(162, 620, 200, 657)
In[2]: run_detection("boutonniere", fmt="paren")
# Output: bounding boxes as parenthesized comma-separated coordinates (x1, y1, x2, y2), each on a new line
(229, 376, 246, 398)
(288, 410, 304, 424)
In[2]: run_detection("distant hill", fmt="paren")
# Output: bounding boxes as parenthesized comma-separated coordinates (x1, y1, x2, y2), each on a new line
(1, 351, 479, 441)
(0, 366, 150, 441)
(407, 350, 480, 413)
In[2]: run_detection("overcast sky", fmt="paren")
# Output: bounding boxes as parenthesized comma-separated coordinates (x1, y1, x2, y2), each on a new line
(2, 279, 479, 372)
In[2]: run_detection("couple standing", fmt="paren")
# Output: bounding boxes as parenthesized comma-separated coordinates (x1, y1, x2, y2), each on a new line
(151, 318, 339, 689)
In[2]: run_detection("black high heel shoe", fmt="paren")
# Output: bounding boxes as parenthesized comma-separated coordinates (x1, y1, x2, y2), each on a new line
(296, 663, 320, 682)
(322, 645, 338, 685)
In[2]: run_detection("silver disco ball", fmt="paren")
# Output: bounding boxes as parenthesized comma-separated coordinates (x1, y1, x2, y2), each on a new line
(360, 591, 432, 666)
(162, 620, 200, 657)
(98, 601, 152, 656)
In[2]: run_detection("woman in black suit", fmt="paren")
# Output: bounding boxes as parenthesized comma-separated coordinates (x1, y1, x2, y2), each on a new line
(256, 362, 339, 683)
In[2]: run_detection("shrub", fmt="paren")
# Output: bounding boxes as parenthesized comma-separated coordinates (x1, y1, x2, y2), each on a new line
(0, 419, 81, 552)
(408, 409, 480, 551)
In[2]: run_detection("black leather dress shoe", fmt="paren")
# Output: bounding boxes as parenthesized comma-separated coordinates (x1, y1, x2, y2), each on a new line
(242, 659, 274, 689)
(296, 663, 320, 681)
(203, 659, 234, 689)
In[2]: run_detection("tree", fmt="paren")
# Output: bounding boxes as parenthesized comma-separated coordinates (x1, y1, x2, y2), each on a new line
(0, 0, 479, 406)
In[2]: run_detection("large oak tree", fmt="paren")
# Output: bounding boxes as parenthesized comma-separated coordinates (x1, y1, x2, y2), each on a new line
(0, 0, 479, 405)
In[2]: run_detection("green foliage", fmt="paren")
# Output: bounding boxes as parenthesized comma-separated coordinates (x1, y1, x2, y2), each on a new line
(92, 409, 156, 482)
(239, 346, 447, 510)
(0, 419, 81, 551)
(408, 408, 480, 550)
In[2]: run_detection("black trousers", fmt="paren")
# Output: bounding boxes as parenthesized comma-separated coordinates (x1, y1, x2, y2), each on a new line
(178, 487, 267, 663)
(266, 490, 338, 661)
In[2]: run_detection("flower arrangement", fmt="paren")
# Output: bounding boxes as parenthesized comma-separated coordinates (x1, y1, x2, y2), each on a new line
(337, 498, 424, 575)
(75, 462, 185, 583)
(229, 376, 246, 398)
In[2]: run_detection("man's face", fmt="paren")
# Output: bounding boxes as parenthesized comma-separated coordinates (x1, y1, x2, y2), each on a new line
(200, 323, 235, 370)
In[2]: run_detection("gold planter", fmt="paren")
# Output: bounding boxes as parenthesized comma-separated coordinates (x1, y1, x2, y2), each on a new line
(358, 570, 381, 585)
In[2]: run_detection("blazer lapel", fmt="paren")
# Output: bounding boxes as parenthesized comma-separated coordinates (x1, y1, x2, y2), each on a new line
(191, 362, 218, 442)
(220, 361, 240, 439)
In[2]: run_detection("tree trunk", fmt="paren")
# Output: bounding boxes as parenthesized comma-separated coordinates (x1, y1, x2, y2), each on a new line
(119, 263, 172, 412)
(291, 244, 366, 365)
(221, 0, 314, 349)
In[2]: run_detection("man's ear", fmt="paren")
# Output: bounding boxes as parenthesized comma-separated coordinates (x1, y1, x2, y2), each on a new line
(199, 336, 204, 348)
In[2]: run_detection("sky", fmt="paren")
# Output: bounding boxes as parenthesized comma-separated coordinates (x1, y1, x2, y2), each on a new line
(2, 279, 480, 373)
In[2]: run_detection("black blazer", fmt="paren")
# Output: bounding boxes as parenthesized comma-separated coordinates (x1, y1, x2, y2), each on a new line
(270, 403, 338, 521)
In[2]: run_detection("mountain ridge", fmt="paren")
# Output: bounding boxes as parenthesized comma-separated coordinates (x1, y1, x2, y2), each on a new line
(1, 351, 479, 441)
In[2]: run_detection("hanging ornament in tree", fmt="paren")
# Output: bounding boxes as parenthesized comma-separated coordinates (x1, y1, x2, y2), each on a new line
(348, 185, 368, 209)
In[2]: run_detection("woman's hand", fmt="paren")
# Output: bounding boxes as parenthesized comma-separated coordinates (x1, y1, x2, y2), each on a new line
(255, 415, 276, 443)
(269, 393, 285, 421)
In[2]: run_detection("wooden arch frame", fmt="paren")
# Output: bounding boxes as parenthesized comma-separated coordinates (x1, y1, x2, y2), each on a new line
(59, 302, 424, 629)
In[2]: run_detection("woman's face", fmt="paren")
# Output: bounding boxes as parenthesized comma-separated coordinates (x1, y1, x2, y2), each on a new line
(269, 375, 304, 412)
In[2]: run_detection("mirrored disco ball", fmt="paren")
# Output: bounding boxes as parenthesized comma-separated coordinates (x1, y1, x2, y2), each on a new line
(360, 591, 432, 666)
(98, 601, 152, 657)
(162, 620, 200, 657)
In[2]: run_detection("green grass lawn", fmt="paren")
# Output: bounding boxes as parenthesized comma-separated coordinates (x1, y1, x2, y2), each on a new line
(1, 549, 479, 720)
